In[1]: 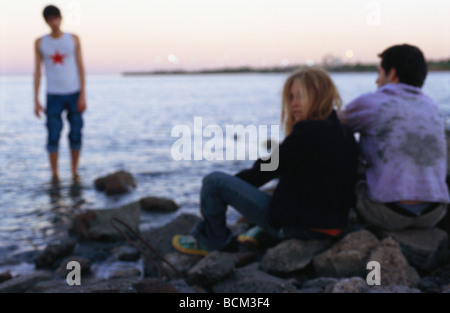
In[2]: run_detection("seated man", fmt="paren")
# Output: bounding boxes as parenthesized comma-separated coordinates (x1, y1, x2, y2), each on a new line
(340, 44, 449, 231)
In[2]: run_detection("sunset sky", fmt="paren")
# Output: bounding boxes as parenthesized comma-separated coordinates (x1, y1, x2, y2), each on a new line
(0, 0, 449, 74)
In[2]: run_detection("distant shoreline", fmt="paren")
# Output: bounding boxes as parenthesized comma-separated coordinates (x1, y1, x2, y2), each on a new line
(123, 60, 450, 76)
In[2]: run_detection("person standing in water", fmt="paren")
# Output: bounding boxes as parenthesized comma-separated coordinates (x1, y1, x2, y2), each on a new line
(34, 5, 86, 183)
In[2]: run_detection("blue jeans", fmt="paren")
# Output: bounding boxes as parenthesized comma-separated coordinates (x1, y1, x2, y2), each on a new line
(46, 92, 83, 153)
(192, 171, 323, 250)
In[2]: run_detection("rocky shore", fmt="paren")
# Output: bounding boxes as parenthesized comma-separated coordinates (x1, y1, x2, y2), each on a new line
(1, 170, 450, 294)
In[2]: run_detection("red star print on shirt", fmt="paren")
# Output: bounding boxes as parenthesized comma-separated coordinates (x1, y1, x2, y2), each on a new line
(50, 50, 65, 65)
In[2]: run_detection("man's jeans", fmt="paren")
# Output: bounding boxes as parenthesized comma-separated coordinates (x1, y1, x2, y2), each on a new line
(192, 171, 323, 250)
(46, 92, 83, 152)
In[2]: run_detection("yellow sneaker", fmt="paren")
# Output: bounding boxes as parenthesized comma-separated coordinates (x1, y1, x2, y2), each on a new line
(172, 235, 211, 256)
(237, 226, 262, 246)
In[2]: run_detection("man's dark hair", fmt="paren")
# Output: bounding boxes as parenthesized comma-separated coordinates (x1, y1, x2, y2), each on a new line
(43, 5, 61, 21)
(378, 44, 428, 88)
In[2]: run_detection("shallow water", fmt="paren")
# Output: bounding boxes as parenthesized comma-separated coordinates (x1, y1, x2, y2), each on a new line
(1, 72, 449, 261)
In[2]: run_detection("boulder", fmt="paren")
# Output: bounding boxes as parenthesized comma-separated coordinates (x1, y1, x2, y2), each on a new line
(94, 170, 136, 195)
(140, 196, 179, 213)
(379, 227, 449, 271)
(368, 285, 421, 293)
(212, 262, 298, 293)
(160, 252, 203, 280)
(0, 270, 53, 293)
(34, 239, 76, 269)
(132, 278, 178, 293)
(327, 277, 368, 293)
(108, 267, 141, 280)
(0, 271, 12, 284)
(140, 213, 202, 277)
(300, 277, 339, 293)
(29, 276, 142, 293)
(185, 251, 235, 287)
(110, 245, 141, 262)
(54, 256, 92, 279)
(367, 237, 420, 287)
(260, 238, 331, 276)
(69, 202, 141, 241)
(313, 230, 380, 278)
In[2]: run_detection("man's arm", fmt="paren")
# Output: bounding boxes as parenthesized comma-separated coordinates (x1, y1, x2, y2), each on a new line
(73, 34, 86, 113)
(34, 38, 45, 119)
(340, 95, 377, 133)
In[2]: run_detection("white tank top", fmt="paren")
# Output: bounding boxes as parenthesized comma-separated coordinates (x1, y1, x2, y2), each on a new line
(40, 33, 80, 95)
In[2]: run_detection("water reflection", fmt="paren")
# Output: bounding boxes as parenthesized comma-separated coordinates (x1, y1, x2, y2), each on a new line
(47, 178, 85, 209)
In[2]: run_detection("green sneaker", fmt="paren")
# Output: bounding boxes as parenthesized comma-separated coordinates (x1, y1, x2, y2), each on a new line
(172, 235, 211, 256)
(237, 226, 262, 246)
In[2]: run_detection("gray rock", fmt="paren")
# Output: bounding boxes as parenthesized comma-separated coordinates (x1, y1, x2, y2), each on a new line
(54, 256, 92, 279)
(442, 283, 450, 293)
(367, 285, 421, 293)
(160, 252, 202, 279)
(212, 262, 298, 293)
(140, 213, 202, 277)
(69, 201, 141, 241)
(379, 227, 449, 271)
(313, 230, 380, 278)
(328, 277, 369, 293)
(232, 252, 257, 268)
(34, 239, 76, 269)
(186, 252, 235, 287)
(0, 270, 53, 293)
(140, 196, 179, 213)
(367, 237, 420, 288)
(132, 278, 179, 293)
(169, 278, 205, 293)
(111, 245, 141, 262)
(301, 277, 339, 292)
(0, 271, 12, 284)
(108, 267, 141, 279)
(260, 238, 331, 276)
(94, 170, 137, 195)
(30, 276, 141, 293)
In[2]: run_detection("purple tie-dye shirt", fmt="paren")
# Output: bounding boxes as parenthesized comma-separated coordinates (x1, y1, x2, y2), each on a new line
(342, 83, 450, 203)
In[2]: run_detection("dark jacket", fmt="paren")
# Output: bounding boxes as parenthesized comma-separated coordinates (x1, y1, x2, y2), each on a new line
(235, 110, 359, 229)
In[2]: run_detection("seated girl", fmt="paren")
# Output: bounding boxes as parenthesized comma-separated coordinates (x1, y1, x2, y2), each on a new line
(173, 67, 359, 256)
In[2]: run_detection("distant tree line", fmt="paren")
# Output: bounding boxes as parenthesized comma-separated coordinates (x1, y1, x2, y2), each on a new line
(123, 59, 450, 76)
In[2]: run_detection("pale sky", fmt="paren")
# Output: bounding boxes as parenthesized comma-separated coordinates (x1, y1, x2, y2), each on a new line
(0, 0, 449, 74)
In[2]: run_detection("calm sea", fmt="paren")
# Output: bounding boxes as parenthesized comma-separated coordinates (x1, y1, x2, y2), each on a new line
(1, 72, 450, 263)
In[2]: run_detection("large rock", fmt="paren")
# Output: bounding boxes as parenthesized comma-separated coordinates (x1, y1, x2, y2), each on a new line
(300, 277, 339, 293)
(34, 239, 76, 269)
(53, 256, 92, 279)
(110, 245, 140, 262)
(28, 276, 142, 293)
(140, 197, 179, 213)
(185, 251, 235, 287)
(69, 202, 141, 241)
(140, 213, 202, 277)
(259, 238, 331, 276)
(313, 230, 380, 278)
(212, 262, 298, 293)
(367, 237, 420, 288)
(379, 228, 449, 271)
(160, 252, 203, 279)
(0, 271, 12, 284)
(0, 271, 53, 293)
(327, 277, 368, 293)
(94, 170, 137, 195)
(368, 285, 421, 293)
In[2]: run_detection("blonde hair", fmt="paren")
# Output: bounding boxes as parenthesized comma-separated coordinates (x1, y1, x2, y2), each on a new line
(281, 67, 342, 136)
